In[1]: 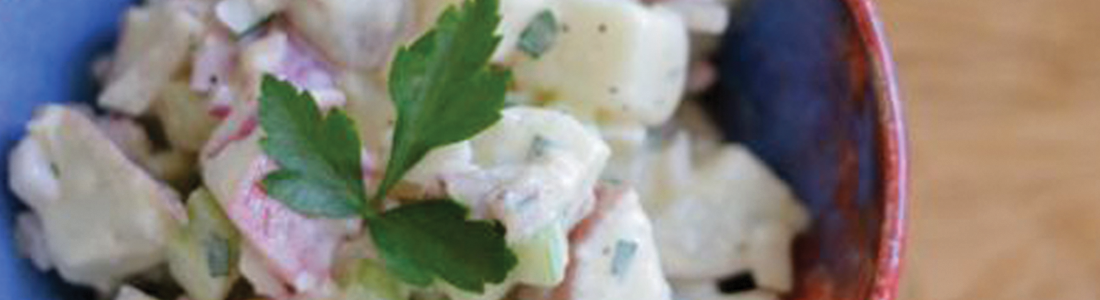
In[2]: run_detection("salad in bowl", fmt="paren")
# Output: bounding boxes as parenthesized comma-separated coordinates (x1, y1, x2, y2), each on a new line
(5, 0, 819, 300)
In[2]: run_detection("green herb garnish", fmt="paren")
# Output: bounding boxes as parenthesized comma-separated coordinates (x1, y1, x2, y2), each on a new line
(257, 0, 516, 293)
(371, 201, 514, 292)
(376, 0, 511, 202)
(517, 10, 559, 58)
(259, 77, 365, 218)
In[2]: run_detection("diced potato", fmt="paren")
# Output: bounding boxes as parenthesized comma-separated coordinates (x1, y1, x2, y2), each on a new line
(494, 0, 553, 62)
(513, 0, 689, 125)
(470, 108, 607, 176)
(100, 1, 204, 115)
(634, 132, 694, 212)
(463, 107, 610, 237)
(153, 82, 221, 152)
(655, 0, 730, 34)
(144, 150, 199, 190)
(94, 116, 153, 162)
(13, 105, 183, 291)
(168, 188, 241, 300)
(537, 187, 672, 300)
(409, 0, 553, 62)
(340, 73, 395, 157)
(411, 108, 607, 297)
(647, 144, 809, 291)
(597, 122, 649, 183)
(8, 137, 60, 208)
(115, 286, 160, 300)
(401, 142, 478, 196)
(239, 245, 292, 299)
(215, 0, 284, 35)
(94, 116, 197, 188)
(287, 0, 411, 70)
(14, 212, 52, 271)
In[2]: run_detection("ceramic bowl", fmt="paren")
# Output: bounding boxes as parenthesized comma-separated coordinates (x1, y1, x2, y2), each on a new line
(0, 0, 908, 299)
(707, 0, 907, 299)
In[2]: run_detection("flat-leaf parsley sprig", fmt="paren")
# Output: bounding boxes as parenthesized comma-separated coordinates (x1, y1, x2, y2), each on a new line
(257, 0, 516, 293)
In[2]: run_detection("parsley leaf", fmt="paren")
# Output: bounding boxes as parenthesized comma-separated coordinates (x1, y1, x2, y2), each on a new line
(370, 201, 516, 292)
(376, 0, 511, 202)
(518, 10, 559, 58)
(258, 75, 365, 218)
(256, 0, 518, 293)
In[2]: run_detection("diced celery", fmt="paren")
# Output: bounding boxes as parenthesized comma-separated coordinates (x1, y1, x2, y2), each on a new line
(336, 259, 408, 300)
(184, 188, 239, 244)
(512, 222, 568, 286)
(168, 188, 241, 300)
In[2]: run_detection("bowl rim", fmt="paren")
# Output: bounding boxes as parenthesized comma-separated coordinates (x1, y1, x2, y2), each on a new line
(841, 1, 910, 300)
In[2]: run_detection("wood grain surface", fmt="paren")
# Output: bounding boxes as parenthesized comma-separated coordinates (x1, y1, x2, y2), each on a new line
(875, 1, 1100, 299)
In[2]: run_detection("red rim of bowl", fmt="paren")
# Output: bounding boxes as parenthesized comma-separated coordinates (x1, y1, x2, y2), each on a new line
(841, 1, 910, 300)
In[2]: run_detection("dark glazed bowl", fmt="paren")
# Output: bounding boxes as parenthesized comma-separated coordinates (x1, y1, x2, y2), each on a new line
(707, 0, 907, 299)
(0, 0, 908, 299)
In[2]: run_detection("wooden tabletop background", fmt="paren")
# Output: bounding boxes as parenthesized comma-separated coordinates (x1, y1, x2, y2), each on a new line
(876, 1, 1100, 299)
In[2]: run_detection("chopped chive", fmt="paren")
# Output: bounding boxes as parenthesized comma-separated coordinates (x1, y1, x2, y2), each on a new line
(610, 240, 638, 278)
(518, 10, 559, 59)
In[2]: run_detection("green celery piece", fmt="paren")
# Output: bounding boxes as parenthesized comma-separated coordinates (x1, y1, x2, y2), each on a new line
(168, 188, 240, 300)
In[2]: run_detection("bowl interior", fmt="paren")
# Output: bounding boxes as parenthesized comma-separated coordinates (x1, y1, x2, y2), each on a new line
(0, 0, 904, 299)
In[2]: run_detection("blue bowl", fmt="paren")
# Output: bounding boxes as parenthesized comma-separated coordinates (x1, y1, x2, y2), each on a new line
(0, 0, 908, 299)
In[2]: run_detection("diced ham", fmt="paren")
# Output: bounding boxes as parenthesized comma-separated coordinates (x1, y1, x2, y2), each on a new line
(198, 27, 347, 122)
(236, 157, 351, 292)
(202, 106, 358, 297)
(286, 0, 411, 71)
(241, 29, 346, 108)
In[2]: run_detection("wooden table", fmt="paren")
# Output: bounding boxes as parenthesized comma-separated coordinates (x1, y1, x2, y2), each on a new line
(876, 1, 1100, 299)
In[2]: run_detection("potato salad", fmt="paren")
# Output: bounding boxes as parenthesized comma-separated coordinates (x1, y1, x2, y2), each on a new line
(6, 0, 808, 300)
